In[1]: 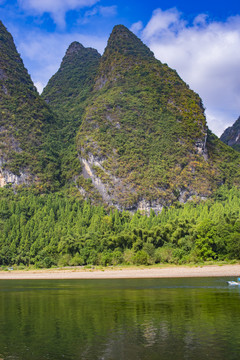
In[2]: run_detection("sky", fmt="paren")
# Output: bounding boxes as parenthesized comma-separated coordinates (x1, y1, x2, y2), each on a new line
(0, 0, 240, 136)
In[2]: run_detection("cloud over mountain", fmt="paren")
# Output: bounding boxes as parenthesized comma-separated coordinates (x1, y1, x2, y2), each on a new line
(132, 8, 240, 136)
(18, 0, 99, 28)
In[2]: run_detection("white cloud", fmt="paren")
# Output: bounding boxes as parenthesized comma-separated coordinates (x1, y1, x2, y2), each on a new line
(130, 21, 143, 35)
(84, 5, 117, 20)
(34, 81, 44, 94)
(99, 5, 117, 17)
(142, 8, 186, 39)
(18, 0, 99, 28)
(140, 9, 240, 136)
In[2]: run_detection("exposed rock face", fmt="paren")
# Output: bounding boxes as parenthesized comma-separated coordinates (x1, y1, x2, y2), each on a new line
(80, 154, 114, 205)
(0, 169, 32, 187)
(0, 157, 33, 186)
(220, 117, 240, 151)
(195, 134, 208, 160)
(136, 199, 163, 215)
(79, 153, 165, 213)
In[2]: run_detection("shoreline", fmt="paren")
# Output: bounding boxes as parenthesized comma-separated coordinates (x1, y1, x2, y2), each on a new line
(0, 264, 240, 280)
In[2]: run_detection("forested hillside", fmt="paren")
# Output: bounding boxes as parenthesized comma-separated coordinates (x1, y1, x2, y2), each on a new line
(42, 42, 101, 183)
(0, 186, 239, 267)
(0, 21, 61, 190)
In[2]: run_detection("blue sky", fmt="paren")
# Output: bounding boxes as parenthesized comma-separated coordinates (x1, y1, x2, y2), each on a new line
(0, 0, 240, 135)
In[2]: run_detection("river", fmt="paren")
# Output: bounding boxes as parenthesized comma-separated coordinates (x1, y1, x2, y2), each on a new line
(0, 278, 239, 359)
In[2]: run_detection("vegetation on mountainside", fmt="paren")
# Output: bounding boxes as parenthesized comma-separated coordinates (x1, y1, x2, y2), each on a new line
(78, 25, 240, 208)
(41, 42, 101, 182)
(207, 131, 240, 185)
(0, 21, 61, 189)
(42, 42, 100, 128)
(0, 185, 240, 268)
(220, 116, 240, 151)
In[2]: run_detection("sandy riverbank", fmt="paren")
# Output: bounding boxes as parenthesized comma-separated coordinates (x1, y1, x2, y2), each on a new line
(0, 264, 240, 280)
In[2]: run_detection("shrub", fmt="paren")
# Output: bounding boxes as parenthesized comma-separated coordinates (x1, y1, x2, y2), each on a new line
(154, 246, 174, 263)
(58, 254, 72, 267)
(69, 253, 84, 266)
(133, 250, 149, 265)
(123, 248, 135, 264)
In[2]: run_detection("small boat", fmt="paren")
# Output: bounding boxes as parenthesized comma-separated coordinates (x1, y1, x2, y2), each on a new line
(227, 281, 240, 286)
(227, 277, 240, 286)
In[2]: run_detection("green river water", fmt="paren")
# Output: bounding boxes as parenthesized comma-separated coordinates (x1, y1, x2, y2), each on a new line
(0, 278, 240, 359)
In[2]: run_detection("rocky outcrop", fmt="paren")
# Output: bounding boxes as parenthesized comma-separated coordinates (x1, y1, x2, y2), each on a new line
(0, 156, 33, 187)
(0, 169, 31, 187)
(80, 154, 114, 204)
(195, 134, 208, 159)
(135, 199, 163, 215)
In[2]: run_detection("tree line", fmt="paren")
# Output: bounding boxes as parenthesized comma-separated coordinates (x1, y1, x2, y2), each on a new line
(0, 185, 240, 267)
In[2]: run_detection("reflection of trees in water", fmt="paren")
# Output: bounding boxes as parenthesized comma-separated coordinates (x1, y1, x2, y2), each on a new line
(0, 280, 239, 359)
(142, 320, 158, 347)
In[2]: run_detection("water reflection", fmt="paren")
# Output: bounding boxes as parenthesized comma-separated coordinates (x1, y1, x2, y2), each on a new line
(0, 278, 240, 359)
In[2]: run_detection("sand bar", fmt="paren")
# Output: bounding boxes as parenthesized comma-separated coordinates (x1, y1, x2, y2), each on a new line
(0, 264, 240, 280)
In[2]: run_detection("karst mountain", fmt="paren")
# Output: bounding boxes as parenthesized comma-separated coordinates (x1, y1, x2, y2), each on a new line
(1, 21, 240, 210)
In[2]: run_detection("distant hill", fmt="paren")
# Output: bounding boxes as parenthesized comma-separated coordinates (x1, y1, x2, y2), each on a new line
(220, 117, 240, 151)
(0, 21, 60, 190)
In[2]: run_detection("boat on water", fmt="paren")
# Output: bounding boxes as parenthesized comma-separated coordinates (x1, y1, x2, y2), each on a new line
(227, 281, 240, 286)
(227, 277, 240, 286)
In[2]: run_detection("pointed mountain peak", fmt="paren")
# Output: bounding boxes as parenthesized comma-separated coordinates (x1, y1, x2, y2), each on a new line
(60, 41, 100, 69)
(0, 19, 34, 93)
(65, 41, 84, 56)
(103, 24, 154, 59)
(0, 19, 8, 33)
(0, 20, 22, 60)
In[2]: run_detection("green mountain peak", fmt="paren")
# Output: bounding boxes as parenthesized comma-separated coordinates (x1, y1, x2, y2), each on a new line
(42, 42, 101, 115)
(103, 24, 154, 59)
(41, 41, 101, 183)
(65, 41, 84, 55)
(0, 20, 60, 190)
